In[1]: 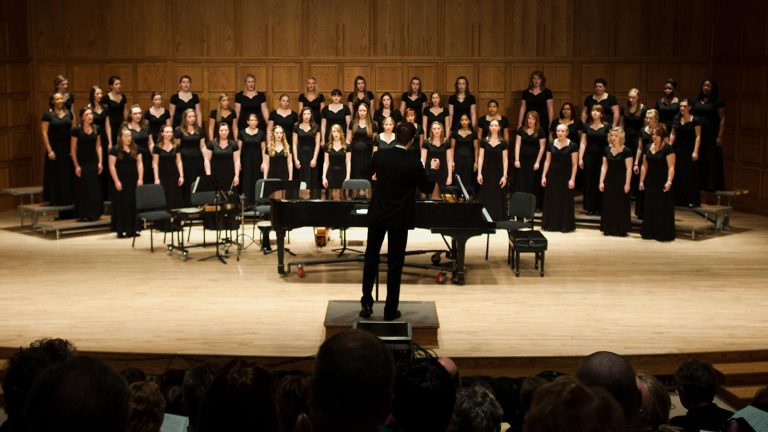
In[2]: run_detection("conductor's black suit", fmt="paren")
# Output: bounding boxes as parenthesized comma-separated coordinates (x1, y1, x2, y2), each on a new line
(360, 143, 437, 319)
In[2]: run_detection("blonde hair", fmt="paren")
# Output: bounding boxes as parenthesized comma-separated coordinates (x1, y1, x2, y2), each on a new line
(609, 127, 625, 147)
(216, 94, 230, 123)
(160, 125, 178, 148)
(351, 103, 374, 138)
(645, 108, 660, 127)
(428, 121, 445, 144)
(178, 108, 199, 136)
(268, 125, 291, 156)
(327, 124, 347, 152)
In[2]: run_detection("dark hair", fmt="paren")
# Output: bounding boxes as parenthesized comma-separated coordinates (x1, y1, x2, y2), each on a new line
(487, 99, 499, 108)
(594, 78, 608, 87)
(26, 356, 130, 432)
(127, 381, 166, 432)
(121, 368, 147, 385)
(559, 102, 576, 120)
(331, 88, 343, 97)
(198, 359, 279, 432)
(179, 75, 192, 84)
(117, 126, 139, 160)
(651, 126, 668, 141)
(678, 97, 691, 107)
(698, 78, 720, 102)
(408, 76, 422, 95)
(311, 329, 395, 432)
(108, 75, 121, 87)
(528, 70, 547, 90)
(183, 362, 219, 432)
(379, 91, 394, 108)
(393, 357, 457, 432)
(1, 338, 76, 429)
(276, 374, 310, 432)
(150, 91, 162, 101)
(575, 351, 641, 426)
(78, 105, 93, 126)
(295, 106, 318, 134)
(451, 385, 503, 432)
(454, 76, 471, 95)
(675, 358, 718, 405)
(88, 85, 103, 108)
(354, 75, 367, 89)
(664, 78, 678, 89)
(48, 92, 65, 111)
(396, 122, 416, 147)
(524, 376, 625, 432)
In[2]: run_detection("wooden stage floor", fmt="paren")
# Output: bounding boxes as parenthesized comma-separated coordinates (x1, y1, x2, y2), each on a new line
(0, 208, 767, 375)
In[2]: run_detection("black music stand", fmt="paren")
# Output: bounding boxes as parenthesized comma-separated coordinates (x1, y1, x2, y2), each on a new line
(195, 175, 235, 264)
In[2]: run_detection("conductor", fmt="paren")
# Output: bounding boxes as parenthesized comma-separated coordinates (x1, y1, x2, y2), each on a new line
(360, 122, 440, 320)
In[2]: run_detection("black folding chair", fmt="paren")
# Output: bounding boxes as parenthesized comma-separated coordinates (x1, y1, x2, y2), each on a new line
(133, 184, 173, 252)
(485, 191, 536, 260)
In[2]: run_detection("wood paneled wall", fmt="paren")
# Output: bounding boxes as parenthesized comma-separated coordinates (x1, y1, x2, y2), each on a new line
(713, 0, 768, 216)
(0, 2, 31, 210)
(23, 0, 723, 207)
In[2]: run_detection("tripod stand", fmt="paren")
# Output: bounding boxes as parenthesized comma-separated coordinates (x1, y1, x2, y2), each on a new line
(197, 177, 241, 264)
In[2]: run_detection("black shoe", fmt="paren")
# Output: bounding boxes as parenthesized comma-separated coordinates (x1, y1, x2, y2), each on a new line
(383, 310, 401, 321)
(359, 304, 373, 319)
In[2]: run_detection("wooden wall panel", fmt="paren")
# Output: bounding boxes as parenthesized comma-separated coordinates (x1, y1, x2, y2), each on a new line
(477, 0, 506, 58)
(508, 0, 540, 58)
(207, 66, 237, 93)
(614, 64, 644, 95)
(272, 64, 303, 94)
(0, 134, 8, 161)
(478, 65, 505, 93)
(137, 64, 167, 93)
(740, 66, 767, 95)
(8, 98, 29, 127)
(443, 0, 475, 58)
(104, 64, 135, 92)
(581, 64, 612, 92)
(740, 1, 768, 59)
(543, 64, 573, 93)
(0, 100, 7, 128)
(306, 0, 370, 58)
(266, 0, 303, 57)
(573, 0, 613, 57)
(445, 65, 476, 94)
(405, 0, 441, 57)
(237, 66, 269, 92)
(308, 64, 340, 93)
(673, 0, 714, 59)
(374, 64, 403, 93)
(406, 65, 438, 93)
(740, 102, 764, 130)
(373, 0, 406, 57)
(0, 67, 6, 94)
(737, 132, 764, 166)
(343, 65, 371, 93)
(71, 65, 102, 93)
(614, 2, 644, 58)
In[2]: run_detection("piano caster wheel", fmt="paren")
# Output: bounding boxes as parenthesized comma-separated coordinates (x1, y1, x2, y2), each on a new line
(180, 251, 189, 261)
(431, 253, 441, 265)
(435, 271, 446, 284)
(166, 246, 173, 256)
(298, 265, 305, 278)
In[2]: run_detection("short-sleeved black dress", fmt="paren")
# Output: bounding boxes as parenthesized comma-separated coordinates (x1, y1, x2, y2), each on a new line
(373, 133, 397, 151)
(206, 140, 238, 190)
(477, 115, 511, 140)
(42, 110, 74, 205)
(298, 93, 325, 125)
(239, 128, 265, 204)
(452, 130, 477, 190)
(641, 145, 676, 241)
(72, 125, 103, 221)
(515, 127, 547, 209)
(582, 123, 611, 213)
(583, 94, 619, 126)
(691, 97, 725, 192)
(170, 93, 200, 128)
(401, 92, 427, 125)
(542, 140, 577, 233)
(320, 105, 351, 143)
(109, 146, 139, 236)
(152, 144, 182, 211)
(478, 140, 508, 221)
(295, 126, 320, 189)
(655, 98, 680, 131)
(130, 126, 154, 185)
(347, 91, 375, 112)
(672, 116, 702, 207)
(269, 110, 298, 147)
(105, 94, 127, 146)
(373, 108, 403, 130)
(144, 108, 170, 143)
(235, 91, 267, 131)
(92, 104, 111, 200)
(349, 123, 377, 179)
(423, 106, 449, 132)
(422, 141, 450, 188)
(600, 146, 633, 236)
(174, 127, 204, 206)
(448, 94, 477, 131)
(621, 105, 648, 196)
(209, 110, 237, 139)
(522, 88, 553, 129)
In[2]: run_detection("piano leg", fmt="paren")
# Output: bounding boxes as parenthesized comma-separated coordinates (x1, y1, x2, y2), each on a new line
(450, 235, 470, 285)
(276, 229, 287, 274)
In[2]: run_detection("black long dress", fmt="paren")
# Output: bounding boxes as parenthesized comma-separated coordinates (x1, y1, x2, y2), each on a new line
(448, 94, 477, 131)
(349, 123, 377, 179)
(452, 130, 477, 191)
(621, 105, 648, 197)
(542, 140, 577, 232)
(295, 126, 320, 189)
(239, 128, 265, 204)
(522, 88, 553, 129)
(170, 93, 200, 128)
(422, 106, 449, 132)
(347, 91, 375, 112)
(268, 149, 290, 181)
(42, 110, 74, 205)
(691, 97, 725, 192)
(582, 123, 611, 214)
(641, 145, 676, 241)
(298, 93, 326, 125)
(422, 141, 450, 188)
(477, 116, 511, 140)
(72, 125, 103, 221)
(401, 92, 427, 125)
(174, 127, 204, 207)
(235, 91, 267, 131)
(143, 108, 170, 143)
(207, 140, 237, 190)
(515, 127, 546, 210)
(152, 145, 182, 211)
(655, 98, 680, 131)
(92, 104, 112, 201)
(479, 140, 508, 221)
(320, 105, 351, 142)
(583, 94, 619, 126)
(105, 94, 127, 146)
(325, 146, 347, 189)
(109, 146, 138, 236)
(373, 108, 403, 130)
(269, 110, 298, 147)
(673, 116, 702, 207)
(635, 130, 652, 218)
(209, 110, 237, 139)
(550, 118, 584, 188)
(130, 126, 154, 185)
(600, 147, 633, 236)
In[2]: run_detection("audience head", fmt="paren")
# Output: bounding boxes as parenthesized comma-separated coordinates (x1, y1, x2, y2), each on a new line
(438, 356, 461, 388)
(575, 351, 641, 427)
(393, 357, 457, 432)
(121, 367, 148, 385)
(26, 356, 130, 432)
(524, 375, 625, 432)
(127, 381, 166, 432)
(1, 338, 76, 430)
(521, 376, 549, 414)
(276, 373, 311, 432)
(451, 384, 503, 432)
(183, 362, 219, 432)
(674, 358, 718, 409)
(311, 329, 395, 432)
(636, 372, 671, 431)
(198, 359, 279, 432)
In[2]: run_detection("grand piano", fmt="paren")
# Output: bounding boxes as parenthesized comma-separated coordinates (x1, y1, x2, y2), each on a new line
(270, 186, 495, 284)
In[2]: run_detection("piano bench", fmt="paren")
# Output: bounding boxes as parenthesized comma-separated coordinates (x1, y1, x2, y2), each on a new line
(509, 230, 547, 277)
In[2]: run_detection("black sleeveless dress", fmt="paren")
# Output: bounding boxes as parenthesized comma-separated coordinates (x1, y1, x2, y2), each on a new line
(641, 145, 676, 241)
(600, 147, 632, 236)
(542, 140, 577, 233)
